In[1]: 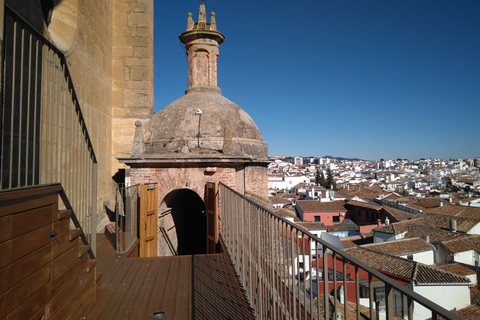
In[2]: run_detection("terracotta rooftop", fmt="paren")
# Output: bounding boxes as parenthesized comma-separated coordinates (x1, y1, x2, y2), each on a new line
(344, 247, 470, 284)
(452, 304, 480, 320)
(359, 238, 434, 256)
(426, 204, 480, 219)
(328, 219, 359, 231)
(296, 200, 347, 213)
(382, 206, 416, 221)
(373, 219, 422, 235)
(433, 263, 477, 277)
(415, 212, 480, 233)
(470, 285, 480, 306)
(403, 224, 466, 244)
(408, 197, 443, 209)
(268, 196, 291, 204)
(274, 208, 299, 220)
(441, 235, 480, 254)
(338, 186, 388, 202)
(374, 213, 476, 243)
(295, 221, 327, 230)
(345, 200, 382, 210)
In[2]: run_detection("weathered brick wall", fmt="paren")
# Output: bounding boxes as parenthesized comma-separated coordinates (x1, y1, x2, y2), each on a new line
(112, 0, 154, 164)
(245, 165, 268, 200)
(130, 166, 237, 205)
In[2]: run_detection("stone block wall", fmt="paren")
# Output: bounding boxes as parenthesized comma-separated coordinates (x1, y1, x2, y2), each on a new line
(2, 0, 155, 230)
(112, 0, 154, 164)
(64, 0, 116, 229)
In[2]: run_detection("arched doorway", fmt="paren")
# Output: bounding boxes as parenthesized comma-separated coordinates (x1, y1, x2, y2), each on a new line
(159, 189, 207, 255)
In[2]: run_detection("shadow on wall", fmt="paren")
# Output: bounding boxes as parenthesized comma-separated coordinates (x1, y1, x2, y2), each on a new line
(163, 189, 207, 255)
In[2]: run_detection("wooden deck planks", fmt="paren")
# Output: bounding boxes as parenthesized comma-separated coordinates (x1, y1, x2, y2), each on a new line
(84, 234, 254, 319)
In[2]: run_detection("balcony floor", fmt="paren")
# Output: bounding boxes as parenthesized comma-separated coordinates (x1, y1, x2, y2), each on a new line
(82, 234, 255, 320)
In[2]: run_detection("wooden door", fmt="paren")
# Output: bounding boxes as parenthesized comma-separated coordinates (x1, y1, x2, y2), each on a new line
(140, 183, 158, 257)
(205, 182, 219, 254)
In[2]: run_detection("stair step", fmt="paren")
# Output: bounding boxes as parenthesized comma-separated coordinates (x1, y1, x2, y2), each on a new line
(69, 228, 82, 241)
(79, 245, 90, 257)
(57, 209, 71, 220)
(87, 259, 97, 272)
(95, 272, 103, 285)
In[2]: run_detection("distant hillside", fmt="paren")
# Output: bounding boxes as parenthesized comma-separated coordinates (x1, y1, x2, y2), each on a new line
(323, 155, 365, 161)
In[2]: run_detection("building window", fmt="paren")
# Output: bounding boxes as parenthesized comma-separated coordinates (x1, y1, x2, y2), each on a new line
(333, 216, 340, 223)
(314, 216, 321, 222)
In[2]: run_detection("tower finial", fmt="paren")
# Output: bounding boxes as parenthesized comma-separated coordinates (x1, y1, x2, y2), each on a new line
(198, 2, 207, 29)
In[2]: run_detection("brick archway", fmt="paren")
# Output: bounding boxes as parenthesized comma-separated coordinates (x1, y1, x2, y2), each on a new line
(158, 188, 207, 256)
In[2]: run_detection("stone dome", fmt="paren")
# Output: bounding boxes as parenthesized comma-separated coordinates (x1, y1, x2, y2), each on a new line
(144, 3, 267, 160)
(146, 87, 268, 159)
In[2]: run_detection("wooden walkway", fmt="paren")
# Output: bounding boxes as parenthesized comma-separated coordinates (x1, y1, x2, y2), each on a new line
(82, 234, 255, 320)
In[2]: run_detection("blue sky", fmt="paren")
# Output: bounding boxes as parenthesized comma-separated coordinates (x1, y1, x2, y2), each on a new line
(154, 1, 480, 161)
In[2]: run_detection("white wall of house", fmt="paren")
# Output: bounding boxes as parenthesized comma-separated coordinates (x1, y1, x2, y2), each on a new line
(374, 232, 398, 243)
(399, 250, 434, 265)
(468, 223, 480, 235)
(453, 250, 479, 266)
(412, 284, 470, 319)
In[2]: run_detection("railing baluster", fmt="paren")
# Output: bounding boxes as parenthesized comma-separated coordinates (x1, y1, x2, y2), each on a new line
(369, 273, 374, 320)
(343, 258, 348, 320)
(386, 283, 394, 320)
(333, 251, 338, 319)
(356, 265, 360, 320)
(25, 33, 32, 186)
(323, 244, 329, 319)
(215, 183, 465, 320)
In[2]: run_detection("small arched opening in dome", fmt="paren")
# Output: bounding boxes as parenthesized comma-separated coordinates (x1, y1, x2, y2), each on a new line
(160, 188, 207, 255)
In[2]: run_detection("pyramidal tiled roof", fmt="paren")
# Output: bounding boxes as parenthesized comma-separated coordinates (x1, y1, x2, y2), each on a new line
(441, 235, 480, 254)
(358, 238, 434, 256)
(345, 247, 470, 284)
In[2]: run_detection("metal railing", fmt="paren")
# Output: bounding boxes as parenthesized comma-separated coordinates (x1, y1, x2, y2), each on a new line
(219, 183, 463, 320)
(115, 184, 139, 253)
(1, 6, 98, 255)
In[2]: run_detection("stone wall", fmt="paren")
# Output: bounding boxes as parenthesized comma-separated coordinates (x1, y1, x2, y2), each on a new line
(112, 0, 154, 165)
(64, 0, 115, 229)
(2, 0, 155, 230)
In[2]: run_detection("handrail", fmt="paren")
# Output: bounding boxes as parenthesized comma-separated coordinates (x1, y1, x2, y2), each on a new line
(115, 184, 139, 253)
(0, 183, 95, 258)
(219, 182, 464, 320)
(1, 5, 98, 255)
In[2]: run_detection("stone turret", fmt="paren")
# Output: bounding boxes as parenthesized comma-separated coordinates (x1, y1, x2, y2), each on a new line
(179, 4, 225, 92)
(143, 3, 268, 158)
(119, 2, 269, 223)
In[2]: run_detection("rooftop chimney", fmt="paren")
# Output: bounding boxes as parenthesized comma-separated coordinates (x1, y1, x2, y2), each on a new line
(450, 219, 457, 233)
(422, 235, 430, 243)
(385, 216, 390, 225)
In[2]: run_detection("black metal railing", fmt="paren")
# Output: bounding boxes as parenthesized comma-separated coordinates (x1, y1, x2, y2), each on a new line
(1, 6, 98, 254)
(115, 184, 139, 253)
(219, 183, 463, 320)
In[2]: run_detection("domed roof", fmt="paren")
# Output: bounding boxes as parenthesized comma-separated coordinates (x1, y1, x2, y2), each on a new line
(150, 88, 262, 141)
(146, 87, 267, 158)
(143, 3, 267, 159)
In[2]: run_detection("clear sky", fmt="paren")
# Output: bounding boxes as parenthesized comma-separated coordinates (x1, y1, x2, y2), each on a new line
(154, 1, 480, 161)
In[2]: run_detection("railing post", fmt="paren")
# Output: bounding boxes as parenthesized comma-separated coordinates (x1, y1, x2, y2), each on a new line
(385, 283, 394, 320)
(91, 161, 97, 256)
